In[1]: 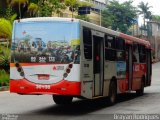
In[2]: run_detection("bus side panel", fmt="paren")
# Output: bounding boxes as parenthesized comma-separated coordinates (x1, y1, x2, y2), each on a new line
(104, 61, 116, 96)
(80, 24, 93, 99)
(116, 62, 127, 93)
(132, 63, 146, 91)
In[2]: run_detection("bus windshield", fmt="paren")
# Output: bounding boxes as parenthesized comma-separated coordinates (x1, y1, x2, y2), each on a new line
(11, 21, 80, 64)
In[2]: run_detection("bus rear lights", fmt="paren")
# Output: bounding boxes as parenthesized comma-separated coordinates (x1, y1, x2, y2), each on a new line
(15, 62, 20, 67)
(63, 63, 74, 78)
(66, 68, 71, 73)
(68, 63, 73, 69)
(63, 73, 68, 78)
(20, 72, 25, 77)
(15, 63, 25, 77)
(17, 67, 23, 72)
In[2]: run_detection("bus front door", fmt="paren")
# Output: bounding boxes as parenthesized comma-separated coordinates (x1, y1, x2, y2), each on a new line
(92, 31, 104, 97)
(126, 44, 133, 91)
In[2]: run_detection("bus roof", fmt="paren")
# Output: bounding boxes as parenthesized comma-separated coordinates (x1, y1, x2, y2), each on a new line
(15, 17, 80, 23)
(80, 20, 151, 48)
(15, 17, 151, 48)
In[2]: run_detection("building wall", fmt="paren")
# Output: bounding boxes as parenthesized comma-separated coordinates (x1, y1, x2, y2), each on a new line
(148, 22, 160, 59)
(151, 22, 160, 36)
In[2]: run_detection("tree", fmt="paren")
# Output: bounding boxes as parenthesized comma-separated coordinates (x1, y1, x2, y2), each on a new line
(38, 0, 66, 17)
(27, 3, 38, 17)
(7, 0, 28, 18)
(102, 0, 138, 34)
(49, 0, 66, 16)
(0, 14, 17, 45)
(0, 18, 12, 41)
(65, 0, 79, 18)
(152, 15, 160, 22)
(138, 1, 152, 27)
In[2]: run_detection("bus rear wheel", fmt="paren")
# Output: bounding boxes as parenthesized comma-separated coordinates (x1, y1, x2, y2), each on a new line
(52, 95, 73, 104)
(108, 81, 117, 105)
(136, 78, 144, 96)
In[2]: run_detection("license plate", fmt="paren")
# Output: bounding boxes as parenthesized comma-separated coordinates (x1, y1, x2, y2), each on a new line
(38, 74, 49, 80)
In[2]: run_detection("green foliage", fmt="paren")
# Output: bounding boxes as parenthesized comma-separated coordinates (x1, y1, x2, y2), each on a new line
(138, 1, 152, 19)
(0, 18, 12, 40)
(0, 46, 10, 72)
(39, 3, 52, 17)
(49, 0, 66, 15)
(38, 0, 66, 17)
(102, 0, 138, 34)
(0, 69, 9, 87)
(65, 0, 79, 9)
(138, 1, 152, 27)
(9, 0, 28, 5)
(152, 15, 160, 22)
(76, 15, 90, 22)
(0, 7, 16, 44)
(65, 0, 92, 11)
(0, 7, 5, 17)
(28, 3, 38, 17)
(29, 0, 39, 4)
(78, 1, 93, 7)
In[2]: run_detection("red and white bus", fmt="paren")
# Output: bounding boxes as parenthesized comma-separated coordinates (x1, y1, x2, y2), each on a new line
(10, 17, 152, 104)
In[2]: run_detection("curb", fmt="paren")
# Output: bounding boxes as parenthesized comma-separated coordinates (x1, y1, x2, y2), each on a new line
(0, 86, 9, 92)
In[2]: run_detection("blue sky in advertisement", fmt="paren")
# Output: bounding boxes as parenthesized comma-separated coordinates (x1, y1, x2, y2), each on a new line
(14, 21, 80, 43)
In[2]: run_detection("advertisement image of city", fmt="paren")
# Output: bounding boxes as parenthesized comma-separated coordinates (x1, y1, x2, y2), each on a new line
(11, 22, 80, 64)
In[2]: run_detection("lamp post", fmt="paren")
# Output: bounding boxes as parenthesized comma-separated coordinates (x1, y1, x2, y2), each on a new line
(100, 8, 102, 26)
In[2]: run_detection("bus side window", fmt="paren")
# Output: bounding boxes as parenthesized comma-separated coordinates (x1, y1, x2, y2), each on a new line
(105, 35, 116, 61)
(133, 44, 140, 63)
(115, 37, 125, 61)
(105, 35, 115, 48)
(139, 44, 146, 63)
(83, 27, 92, 59)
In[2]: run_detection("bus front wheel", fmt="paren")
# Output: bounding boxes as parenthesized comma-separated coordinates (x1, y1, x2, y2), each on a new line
(52, 95, 73, 104)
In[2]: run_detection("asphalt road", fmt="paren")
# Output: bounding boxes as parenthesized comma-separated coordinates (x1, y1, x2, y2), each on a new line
(0, 62, 160, 120)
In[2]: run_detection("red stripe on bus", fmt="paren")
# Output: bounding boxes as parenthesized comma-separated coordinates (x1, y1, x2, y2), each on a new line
(10, 79, 81, 95)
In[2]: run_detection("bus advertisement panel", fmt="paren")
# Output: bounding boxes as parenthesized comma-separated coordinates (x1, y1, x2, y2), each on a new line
(11, 21, 80, 64)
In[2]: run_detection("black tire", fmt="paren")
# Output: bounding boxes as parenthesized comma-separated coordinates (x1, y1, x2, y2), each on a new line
(136, 78, 144, 96)
(52, 95, 73, 104)
(108, 81, 117, 105)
